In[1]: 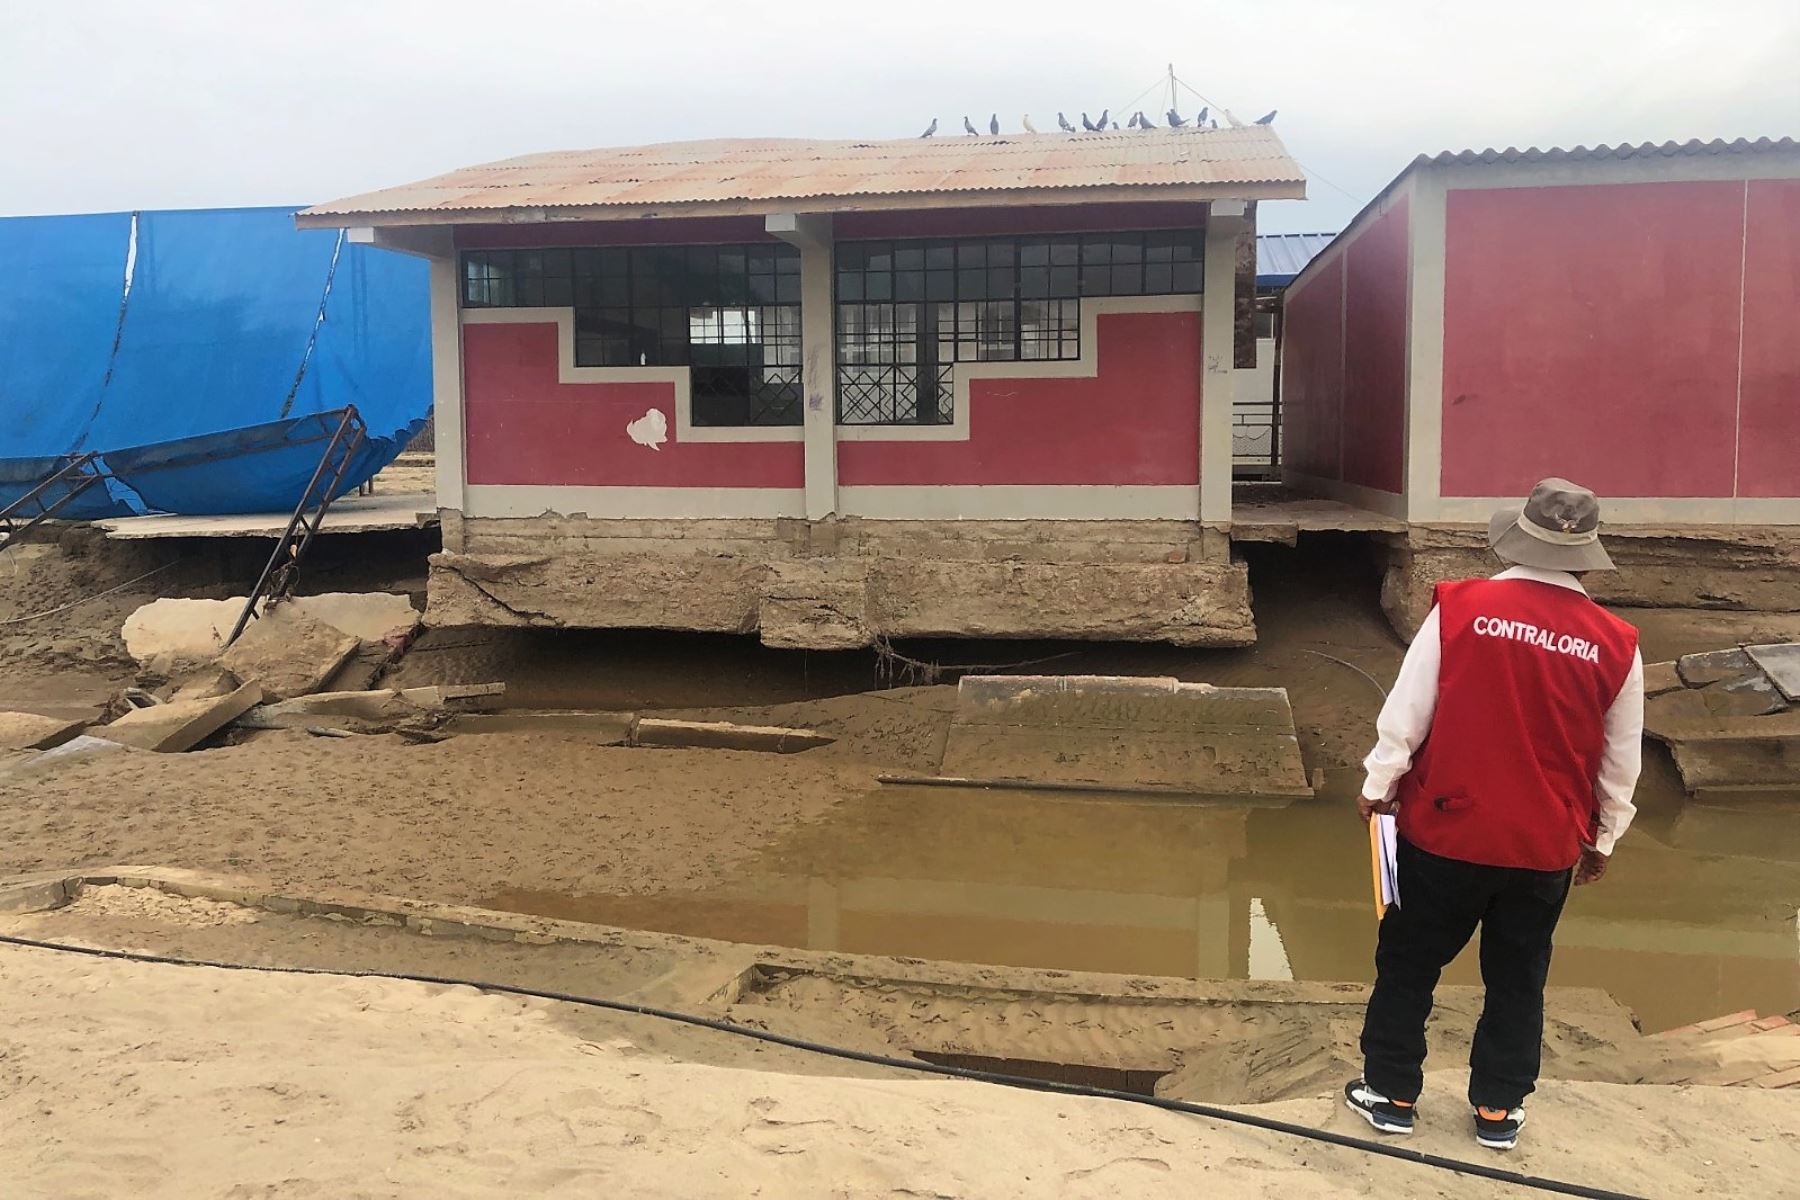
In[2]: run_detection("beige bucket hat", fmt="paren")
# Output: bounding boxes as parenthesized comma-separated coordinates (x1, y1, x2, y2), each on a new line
(1488, 478, 1616, 572)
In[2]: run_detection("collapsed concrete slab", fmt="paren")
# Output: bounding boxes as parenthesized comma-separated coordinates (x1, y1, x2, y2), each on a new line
(216, 609, 360, 702)
(103, 683, 263, 752)
(122, 593, 422, 674)
(630, 718, 833, 753)
(922, 674, 1312, 798)
(1645, 645, 1799, 801)
(0, 712, 88, 752)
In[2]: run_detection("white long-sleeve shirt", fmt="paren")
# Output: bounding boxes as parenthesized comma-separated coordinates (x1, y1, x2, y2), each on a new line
(1361, 564, 1645, 856)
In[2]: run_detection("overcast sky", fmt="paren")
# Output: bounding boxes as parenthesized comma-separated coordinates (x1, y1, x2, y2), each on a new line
(4, 1, 1795, 233)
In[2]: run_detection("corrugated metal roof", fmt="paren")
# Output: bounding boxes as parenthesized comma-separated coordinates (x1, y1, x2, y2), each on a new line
(301, 127, 1306, 226)
(1284, 135, 1800, 297)
(1417, 135, 1798, 167)
(1255, 231, 1337, 286)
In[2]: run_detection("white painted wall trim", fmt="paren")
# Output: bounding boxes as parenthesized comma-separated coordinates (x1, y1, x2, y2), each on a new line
(1403, 171, 1446, 524)
(463, 484, 805, 520)
(1280, 470, 1409, 520)
(1433, 495, 1800, 526)
(1198, 216, 1240, 525)
(837, 484, 1201, 521)
(835, 295, 1203, 443)
(427, 259, 467, 513)
(460, 307, 804, 444)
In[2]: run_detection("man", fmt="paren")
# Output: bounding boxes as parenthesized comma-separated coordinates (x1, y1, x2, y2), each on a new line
(1343, 478, 1644, 1152)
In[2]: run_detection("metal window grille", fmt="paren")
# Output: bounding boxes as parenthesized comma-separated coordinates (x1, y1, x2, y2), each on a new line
(834, 232, 1201, 425)
(459, 243, 803, 427)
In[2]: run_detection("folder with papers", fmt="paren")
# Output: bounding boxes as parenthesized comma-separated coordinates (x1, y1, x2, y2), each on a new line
(1369, 813, 1400, 918)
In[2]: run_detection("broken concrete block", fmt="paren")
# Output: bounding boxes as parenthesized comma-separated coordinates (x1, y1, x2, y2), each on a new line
(631, 718, 834, 753)
(278, 592, 421, 643)
(25, 734, 131, 765)
(1643, 661, 1684, 699)
(102, 683, 262, 752)
(217, 607, 360, 701)
(397, 683, 506, 708)
(1746, 644, 1800, 704)
(1677, 648, 1754, 688)
(0, 712, 88, 752)
(937, 674, 1312, 797)
(169, 669, 243, 704)
(123, 593, 422, 672)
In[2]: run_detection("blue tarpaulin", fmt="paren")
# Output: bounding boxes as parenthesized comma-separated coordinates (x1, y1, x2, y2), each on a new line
(0, 206, 430, 517)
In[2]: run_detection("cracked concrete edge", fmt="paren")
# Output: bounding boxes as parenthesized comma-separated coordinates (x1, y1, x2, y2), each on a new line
(0, 866, 1642, 1035)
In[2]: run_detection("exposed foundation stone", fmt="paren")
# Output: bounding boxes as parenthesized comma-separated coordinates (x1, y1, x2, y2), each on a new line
(429, 514, 1255, 649)
(1380, 524, 1800, 640)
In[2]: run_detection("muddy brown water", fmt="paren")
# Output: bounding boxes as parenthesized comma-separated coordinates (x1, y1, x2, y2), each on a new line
(489, 758, 1800, 1035)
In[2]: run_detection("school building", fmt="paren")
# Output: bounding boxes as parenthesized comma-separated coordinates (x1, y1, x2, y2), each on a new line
(300, 128, 1311, 648)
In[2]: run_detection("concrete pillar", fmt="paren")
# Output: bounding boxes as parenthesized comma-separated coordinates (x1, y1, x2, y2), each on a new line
(426, 256, 467, 527)
(1200, 201, 1249, 526)
(768, 213, 838, 521)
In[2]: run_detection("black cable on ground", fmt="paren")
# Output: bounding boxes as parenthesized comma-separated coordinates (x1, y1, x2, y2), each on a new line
(0, 933, 1647, 1200)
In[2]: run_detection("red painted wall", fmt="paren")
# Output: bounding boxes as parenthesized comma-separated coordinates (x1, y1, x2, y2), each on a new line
(1279, 254, 1345, 482)
(1340, 197, 1409, 493)
(461, 322, 804, 488)
(1738, 179, 1800, 498)
(836, 310, 1201, 487)
(1440, 180, 1747, 498)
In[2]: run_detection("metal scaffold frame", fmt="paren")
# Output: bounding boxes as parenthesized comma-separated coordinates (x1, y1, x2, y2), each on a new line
(224, 406, 369, 648)
(0, 452, 111, 555)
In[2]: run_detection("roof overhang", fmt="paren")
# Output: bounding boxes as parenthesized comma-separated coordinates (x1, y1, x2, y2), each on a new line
(298, 181, 1303, 231)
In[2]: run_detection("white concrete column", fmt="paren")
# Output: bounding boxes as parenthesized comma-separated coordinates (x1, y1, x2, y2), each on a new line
(768, 213, 838, 521)
(1200, 202, 1249, 526)
(1403, 172, 1448, 524)
(426, 255, 467, 520)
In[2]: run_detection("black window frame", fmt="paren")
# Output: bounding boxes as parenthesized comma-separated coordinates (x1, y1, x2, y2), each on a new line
(459, 243, 804, 428)
(834, 230, 1203, 426)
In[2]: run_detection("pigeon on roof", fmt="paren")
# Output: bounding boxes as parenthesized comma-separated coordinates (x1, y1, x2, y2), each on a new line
(1095, 108, 1110, 130)
(1127, 112, 1140, 129)
(1167, 108, 1187, 127)
(963, 116, 979, 135)
(1138, 110, 1156, 128)
(1196, 106, 1208, 124)
(920, 118, 938, 138)
(1022, 114, 1038, 133)
(1255, 109, 1278, 125)
(1058, 112, 1075, 132)
(1080, 112, 1097, 131)
(989, 113, 999, 135)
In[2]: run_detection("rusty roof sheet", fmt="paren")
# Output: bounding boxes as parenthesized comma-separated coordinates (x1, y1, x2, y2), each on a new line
(302, 127, 1305, 224)
(1417, 135, 1799, 167)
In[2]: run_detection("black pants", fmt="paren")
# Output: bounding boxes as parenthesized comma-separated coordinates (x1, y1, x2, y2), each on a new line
(1360, 835, 1572, 1111)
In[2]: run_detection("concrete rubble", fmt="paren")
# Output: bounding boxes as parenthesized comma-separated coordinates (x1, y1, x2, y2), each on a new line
(102, 683, 263, 753)
(121, 593, 422, 675)
(1645, 643, 1800, 801)
(235, 684, 506, 736)
(217, 607, 361, 702)
(0, 712, 89, 752)
(917, 674, 1313, 798)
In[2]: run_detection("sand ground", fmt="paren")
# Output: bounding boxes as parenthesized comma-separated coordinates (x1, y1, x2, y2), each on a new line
(5, 533, 1799, 1197)
(4, 932, 1796, 1200)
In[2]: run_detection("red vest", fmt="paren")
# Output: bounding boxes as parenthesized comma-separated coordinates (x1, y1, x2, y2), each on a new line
(1396, 577, 1638, 871)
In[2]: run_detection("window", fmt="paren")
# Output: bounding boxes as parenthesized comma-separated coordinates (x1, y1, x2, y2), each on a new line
(834, 232, 1202, 425)
(461, 244, 803, 427)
